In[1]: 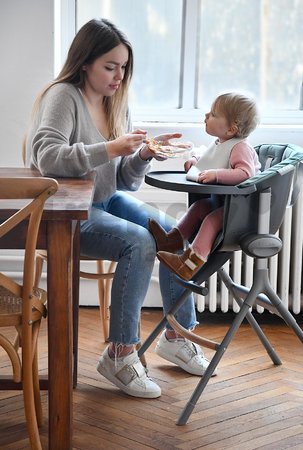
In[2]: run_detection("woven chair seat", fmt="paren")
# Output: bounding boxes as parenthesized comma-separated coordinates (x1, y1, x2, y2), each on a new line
(0, 285, 22, 313)
(0, 285, 47, 326)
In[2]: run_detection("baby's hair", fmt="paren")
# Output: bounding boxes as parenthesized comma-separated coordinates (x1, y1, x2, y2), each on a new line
(212, 92, 259, 138)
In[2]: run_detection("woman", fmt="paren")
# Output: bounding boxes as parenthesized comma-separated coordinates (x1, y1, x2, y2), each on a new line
(26, 18, 212, 399)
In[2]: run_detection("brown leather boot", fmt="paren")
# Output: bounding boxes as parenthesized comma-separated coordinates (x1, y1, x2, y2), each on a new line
(157, 247, 205, 281)
(148, 218, 184, 252)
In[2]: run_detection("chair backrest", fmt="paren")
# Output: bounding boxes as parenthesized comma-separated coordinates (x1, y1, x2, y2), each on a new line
(22, 135, 26, 166)
(0, 177, 58, 319)
(214, 143, 303, 252)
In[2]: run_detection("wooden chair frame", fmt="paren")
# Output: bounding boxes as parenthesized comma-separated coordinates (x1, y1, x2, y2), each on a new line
(34, 250, 146, 368)
(0, 177, 57, 449)
(34, 252, 116, 342)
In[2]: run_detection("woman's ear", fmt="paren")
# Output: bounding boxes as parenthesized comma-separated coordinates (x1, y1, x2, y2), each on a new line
(82, 65, 87, 71)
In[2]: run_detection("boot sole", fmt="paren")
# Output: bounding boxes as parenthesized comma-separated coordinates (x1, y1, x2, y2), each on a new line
(157, 252, 192, 281)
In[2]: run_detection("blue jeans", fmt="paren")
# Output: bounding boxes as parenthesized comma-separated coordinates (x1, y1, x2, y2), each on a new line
(80, 191, 197, 344)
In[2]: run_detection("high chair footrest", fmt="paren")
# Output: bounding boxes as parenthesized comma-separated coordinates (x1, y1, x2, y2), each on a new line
(167, 314, 220, 350)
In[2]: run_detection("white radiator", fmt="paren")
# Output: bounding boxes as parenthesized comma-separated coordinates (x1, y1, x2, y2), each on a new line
(196, 189, 303, 315)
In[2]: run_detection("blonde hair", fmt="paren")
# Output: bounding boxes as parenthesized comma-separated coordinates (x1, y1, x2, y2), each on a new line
(212, 92, 259, 138)
(32, 19, 133, 139)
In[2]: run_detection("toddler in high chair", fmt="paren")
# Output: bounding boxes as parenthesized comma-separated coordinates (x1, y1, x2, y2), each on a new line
(149, 92, 261, 280)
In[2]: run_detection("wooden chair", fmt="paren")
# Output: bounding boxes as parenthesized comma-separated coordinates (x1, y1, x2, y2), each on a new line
(34, 245, 149, 374)
(34, 251, 116, 341)
(34, 252, 147, 365)
(0, 176, 58, 449)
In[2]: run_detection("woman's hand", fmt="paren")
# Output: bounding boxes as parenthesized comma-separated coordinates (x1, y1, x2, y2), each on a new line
(153, 132, 183, 145)
(139, 144, 167, 161)
(106, 131, 147, 159)
(139, 132, 187, 161)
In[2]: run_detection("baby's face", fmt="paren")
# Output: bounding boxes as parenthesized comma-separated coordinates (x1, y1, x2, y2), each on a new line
(204, 108, 230, 140)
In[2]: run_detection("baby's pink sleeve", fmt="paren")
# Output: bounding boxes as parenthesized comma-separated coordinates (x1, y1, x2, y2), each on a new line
(216, 142, 260, 185)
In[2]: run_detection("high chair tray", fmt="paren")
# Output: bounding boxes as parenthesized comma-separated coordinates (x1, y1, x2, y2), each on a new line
(145, 171, 256, 195)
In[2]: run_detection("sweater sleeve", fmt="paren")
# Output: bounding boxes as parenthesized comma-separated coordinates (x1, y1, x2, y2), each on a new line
(29, 84, 109, 177)
(116, 151, 152, 191)
(115, 110, 152, 191)
(216, 142, 260, 185)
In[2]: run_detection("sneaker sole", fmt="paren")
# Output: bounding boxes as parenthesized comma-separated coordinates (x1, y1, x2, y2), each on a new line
(96, 361, 161, 399)
(155, 346, 217, 377)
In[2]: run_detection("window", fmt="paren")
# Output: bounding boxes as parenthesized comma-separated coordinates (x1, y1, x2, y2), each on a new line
(197, 0, 303, 118)
(76, 0, 184, 119)
(67, 0, 303, 123)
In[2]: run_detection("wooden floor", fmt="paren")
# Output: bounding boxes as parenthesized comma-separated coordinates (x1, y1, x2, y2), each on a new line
(1, 307, 303, 449)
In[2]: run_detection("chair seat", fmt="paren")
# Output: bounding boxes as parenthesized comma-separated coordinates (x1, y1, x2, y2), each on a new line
(0, 285, 47, 326)
(0, 285, 22, 326)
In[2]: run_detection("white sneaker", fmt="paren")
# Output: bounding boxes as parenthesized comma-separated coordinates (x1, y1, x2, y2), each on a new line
(96, 348, 161, 398)
(155, 331, 217, 377)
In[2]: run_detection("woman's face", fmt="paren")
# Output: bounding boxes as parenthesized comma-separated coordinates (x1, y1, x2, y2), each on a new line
(83, 43, 129, 97)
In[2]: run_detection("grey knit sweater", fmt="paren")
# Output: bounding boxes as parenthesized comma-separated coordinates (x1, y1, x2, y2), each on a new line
(26, 83, 151, 201)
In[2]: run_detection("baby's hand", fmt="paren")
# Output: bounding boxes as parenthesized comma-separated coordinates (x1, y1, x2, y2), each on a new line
(184, 157, 198, 173)
(197, 170, 217, 184)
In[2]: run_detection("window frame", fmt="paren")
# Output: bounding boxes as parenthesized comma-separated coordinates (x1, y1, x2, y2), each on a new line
(56, 0, 303, 125)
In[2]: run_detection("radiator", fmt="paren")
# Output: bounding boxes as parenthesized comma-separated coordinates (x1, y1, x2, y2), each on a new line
(196, 189, 303, 315)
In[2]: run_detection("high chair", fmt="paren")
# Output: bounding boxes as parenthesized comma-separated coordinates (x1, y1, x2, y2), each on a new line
(0, 176, 57, 449)
(139, 143, 303, 425)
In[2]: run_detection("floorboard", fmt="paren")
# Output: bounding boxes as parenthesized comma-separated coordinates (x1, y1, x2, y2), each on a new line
(0, 307, 302, 449)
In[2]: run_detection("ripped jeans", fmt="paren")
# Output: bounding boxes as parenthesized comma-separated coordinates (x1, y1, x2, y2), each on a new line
(80, 191, 197, 345)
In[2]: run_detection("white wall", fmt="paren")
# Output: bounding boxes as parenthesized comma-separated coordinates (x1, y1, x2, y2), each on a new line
(0, 0, 53, 167)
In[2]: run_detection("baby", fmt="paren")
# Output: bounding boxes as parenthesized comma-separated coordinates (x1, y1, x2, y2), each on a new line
(149, 92, 260, 280)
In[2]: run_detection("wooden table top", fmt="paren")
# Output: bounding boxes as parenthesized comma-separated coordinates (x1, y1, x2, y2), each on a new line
(0, 167, 96, 220)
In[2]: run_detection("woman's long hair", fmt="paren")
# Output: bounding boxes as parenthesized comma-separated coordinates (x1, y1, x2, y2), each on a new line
(33, 18, 133, 139)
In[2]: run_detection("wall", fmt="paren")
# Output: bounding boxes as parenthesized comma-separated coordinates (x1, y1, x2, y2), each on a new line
(0, 0, 54, 167)
(1, 0, 302, 307)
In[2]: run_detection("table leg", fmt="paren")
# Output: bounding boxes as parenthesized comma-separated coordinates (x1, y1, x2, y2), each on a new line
(47, 220, 73, 450)
(72, 221, 80, 388)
